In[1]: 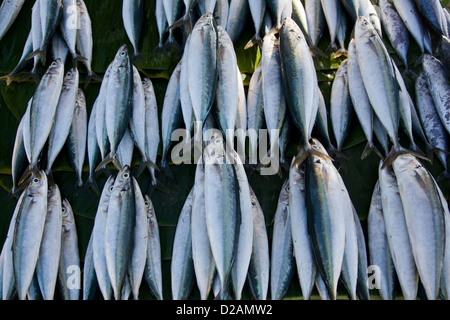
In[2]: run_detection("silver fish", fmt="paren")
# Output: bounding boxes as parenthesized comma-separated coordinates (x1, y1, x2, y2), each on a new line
(0, 0, 25, 42)
(320, 0, 343, 49)
(12, 173, 48, 300)
(92, 175, 115, 300)
(95, 63, 113, 162)
(289, 161, 316, 300)
(60, 0, 80, 61)
(392, 155, 446, 300)
(179, 35, 194, 133)
(58, 199, 81, 300)
(226, 0, 250, 43)
(143, 194, 163, 300)
(1, 29, 33, 85)
(86, 96, 101, 194)
(122, 0, 144, 59)
(305, 0, 325, 46)
(378, 162, 418, 300)
(270, 180, 294, 300)
(415, 0, 448, 37)
(11, 116, 27, 196)
(246, 0, 266, 49)
(51, 30, 69, 64)
(36, 184, 62, 300)
(155, 0, 168, 49)
(67, 88, 87, 187)
(46, 68, 79, 175)
(367, 181, 395, 300)
(171, 188, 195, 300)
(105, 167, 136, 300)
(82, 232, 97, 300)
(143, 77, 160, 186)
(191, 163, 215, 300)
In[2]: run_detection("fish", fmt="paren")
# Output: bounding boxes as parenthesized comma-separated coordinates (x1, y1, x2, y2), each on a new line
(355, 16, 405, 168)
(28, 0, 63, 66)
(122, 0, 144, 60)
(86, 95, 101, 194)
(143, 77, 161, 187)
(77, 0, 101, 87)
(422, 54, 450, 136)
(13, 171, 48, 300)
(289, 160, 316, 300)
(229, 149, 253, 300)
(67, 88, 88, 188)
(1, 191, 25, 300)
(378, 162, 419, 300)
(246, 0, 266, 49)
(415, 0, 448, 37)
(22, 98, 32, 164)
(213, 0, 229, 29)
(367, 181, 396, 300)
(305, 139, 346, 300)
(330, 59, 352, 157)
(392, 154, 446, 300)
(261, 32, 286, 161)
(160, 61, 183, 181)
(392, 0, 432, 55)
(291, 0, 309, 39)
(379, 0, 410, 69)
(179, 35, 194, 133)
(187, 13, 218, 146)
(162, 0, 184, 47)
(10, 116, 28, 196)
(214, 26, 238, 144)
(171, 188, 195, 300)
(439, 35, 450, 79)
(155, 0, 168, 49)
(270, 180, 295, 300)
(415, 72, 449, 180)
(246, 63, 265, 166)
(247, 186, 269, 300)
(27, 59, 64, 178)
(129, 178, 149, 300)
(100, 45, 134, 171)
(30, 0, 42, 82)
(191, 163, 215, 300)
(347, 39, 380, 160)
(104, 167, 136, 300)
(82, 232, 98, 300)
(0, 0, 25, 42)
(266, 0, 288, 29)
(95, 63, 113, 162)
(58, 199, 81, 300)
(60, 0, 82, 62)
(143, 194, 163, 300)
(305, 0, 325, 47)
(204, 133, 240, 300)
(320, 0, 343, 50)
(353, 206, 370, 300)
(92, 175, 115, 300)
(0, 30, 33, 85)
(279, 18, 323, 166)
(226, 0, 250, 43)
(235, 68, 247, 161)
(35, 184, 63, 300)
(315, 87, 336, 153)
(45, 68, 79, 176)
(51, 30, 69, 63)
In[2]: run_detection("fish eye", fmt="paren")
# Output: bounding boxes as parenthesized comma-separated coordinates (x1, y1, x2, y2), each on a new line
(62, 207, 66, 213)
(144, 201, 149, 207)
(51, 61, 58, 66)
(123, 172, 129, 179)
(121, 51, 126, 56)
(110, 186, 114, 192)
(33, 178, 39, 183)
(67, 72, 72, 77)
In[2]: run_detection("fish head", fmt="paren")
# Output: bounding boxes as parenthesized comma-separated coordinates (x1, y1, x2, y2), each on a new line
(47, 59, 64, 75)
(310, 138, 329, 156)
(61, 199, 74, 230)
(114, 45, 131, 68)
(391, 154, 422, 174)
(289, 158, 306, 190)
(279, 179, 290, 204)
(62, 68, 79, 89)
(27, 170, 48, 196)
(144, 194, 156, 220)
(114, 166, 133, 192)
(355, 16, 376, 39)
(76, 88, 86, 106)
(142, 77, 155, 95)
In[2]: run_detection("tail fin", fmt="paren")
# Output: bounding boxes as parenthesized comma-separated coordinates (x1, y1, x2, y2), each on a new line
(292, 144, 333, 169)
(170, 13, 192, 34)
(131, 52, 146, 65)
(146, 176, 170, 195)
(84, 70, 102, 89)
(332, 48, 348, 59)
(244, 34, 263, 50)
(95, 152, 123, 173)
(136, 155, 159, 177)
(330, 150, 349, 173)
(361, 141, 383, 160)
(0, 73, 16, 86)
(164, 33, 181, 52)
(381, 145, 431, 169)
(437, 170, 450, 182)
(73, 53, 88, 66)
(18, 163, 40, 186)
(159, 158, 174, 182)
(83, 175, 100, 196)
(26, 48, 47, 66)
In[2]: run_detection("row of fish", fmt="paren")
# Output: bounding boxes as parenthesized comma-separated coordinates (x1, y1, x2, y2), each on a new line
(1, 0, 98, 87)
(368, 154, 450, 300)
(0, 176, 80, 300)
(83, 167, 162, 300)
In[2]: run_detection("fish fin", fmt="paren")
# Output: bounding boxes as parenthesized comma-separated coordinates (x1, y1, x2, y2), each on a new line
(381, 145, 430, 169)
(292, 144, 333, 169)
(332, 48, 348, 59)
(437, 170, 450, 182)
(159, 158, 174, 182)
(146, 177, 170, 195)
(0, 73, 15, 86)
(244, 34, 263, 50)
(170, 13, 192, 34)
(18, 163, 40, 186)
(84, 71, 102, 89)
(326, 41, 338, 53)
(83, 175, 101, 196)
(26, 49, 45, 64)
(73, 53, 88, 65)
(330, 150, 349, 173)
(131, 52, 146, 65)
(361, 141, 383, 160)
(152, 43, 167, 55)
(96, 152, 123, 172)
(164, 35, 181, 52)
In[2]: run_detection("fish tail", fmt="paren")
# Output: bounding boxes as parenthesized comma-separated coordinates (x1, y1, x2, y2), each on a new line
(381, 144, 431, 169)
(361, 141, 383, 160)
(84, 70, 102, 89)
(330, 150, 349, 173)
(244, 34, 263, 50)
(164, 33, 181, 52)
(84, 175, 100, 196)
(96, 152, 123, 172)
(18, 163, 40, 186)
(332, 48, 348, 59)
(152, 43, 167, 55)
(437, 170, 450, 182)
(146, 176, 170, 195)
(159, 158, 174, 182)
(0, 73, 15, 86)
(170, 13, 192, 34)
(131, 52, 146, 64)
(292, 144, 333, 169)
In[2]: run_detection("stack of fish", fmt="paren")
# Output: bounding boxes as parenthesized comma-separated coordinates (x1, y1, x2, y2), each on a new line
(368, 154, 450, 300)
(171, 133, 270, 300)
(0, 179, 80, 300)
(10, 59, 89, 195)
(83, 167, 163, 300)
(1, 0, 98, 87)
(269, 138, 369, 300)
